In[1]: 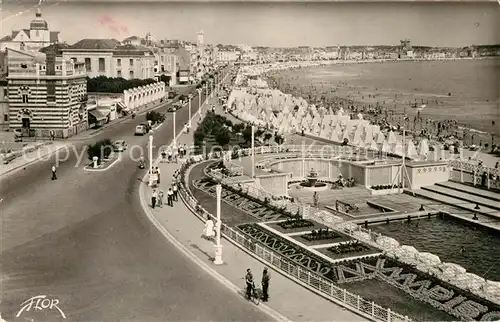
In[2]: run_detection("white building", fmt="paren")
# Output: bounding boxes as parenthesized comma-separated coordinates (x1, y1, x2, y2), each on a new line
(62, 39, 155, 80)
(217, 50, 240, 62)
(0, 76, 8, 130)
(7, 47, 88, 138)
(0, 9, 60, 52)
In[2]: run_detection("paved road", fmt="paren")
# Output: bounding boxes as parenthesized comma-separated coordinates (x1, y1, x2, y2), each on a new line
(0, 85, 270, 320)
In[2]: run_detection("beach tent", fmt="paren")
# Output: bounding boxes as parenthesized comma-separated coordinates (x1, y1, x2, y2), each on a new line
(352, 128, 362, 146)
(313, 123, 321, 135)
(369, 140, 379, 151)
(330, 130, 340, 143)
(357, 137, 366, 149)
(319, 127, 330, 139)
(364, 126, 374, 143)
(407, 140, 418, 158)
(376, 131, 386, 144)
(387, 131, 398, 145)
(382, 140, 392, 153)
(393, 140, 404, 156)
(419, 139, 430, 157)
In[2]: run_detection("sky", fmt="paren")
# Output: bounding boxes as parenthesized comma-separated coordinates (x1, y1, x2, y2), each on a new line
(1, 1, 499, 47)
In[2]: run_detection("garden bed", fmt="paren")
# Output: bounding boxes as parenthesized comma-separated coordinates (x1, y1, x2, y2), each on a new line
(266, 221, 328, 234)
(315, 241, 380, 260)
(291, 229, 353, 246)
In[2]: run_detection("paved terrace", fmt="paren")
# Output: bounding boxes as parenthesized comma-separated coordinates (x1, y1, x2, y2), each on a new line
(212, 101, 500, 228)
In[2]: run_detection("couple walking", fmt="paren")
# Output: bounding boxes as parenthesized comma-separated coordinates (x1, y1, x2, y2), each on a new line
(151, 183, 178, 209)
(245, 267, 271, 302)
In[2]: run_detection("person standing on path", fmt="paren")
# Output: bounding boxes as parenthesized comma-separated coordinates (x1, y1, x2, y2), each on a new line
(172, 183, 178, 201)
(261, 267, 270, 302)
(157, 189, 164, 208)
(151, 188, 158, 209)
(245, 268, 254, 300)
(156, 167, 161, 184)
(51, 164, 57, 180)
(167, 188, 174, 207)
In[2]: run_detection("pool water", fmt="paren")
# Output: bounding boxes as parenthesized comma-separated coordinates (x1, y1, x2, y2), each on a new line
(371, 217, 500, 282)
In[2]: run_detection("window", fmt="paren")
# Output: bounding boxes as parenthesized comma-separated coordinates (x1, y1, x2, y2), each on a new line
(84, 58, 91, 72)
(71, 57, 77, 63)
(98, 58, 105, 71)
(161, 65, 165, 72)
(3, 114, 8, 122)
(117, 58, 121, 67)
(117, 70, 122, 77)
(129, 58, 134, 67)
(129, 71, 134, 79)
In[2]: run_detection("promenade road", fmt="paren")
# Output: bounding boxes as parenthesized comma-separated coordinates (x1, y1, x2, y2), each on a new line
(0, 86, 269, 321)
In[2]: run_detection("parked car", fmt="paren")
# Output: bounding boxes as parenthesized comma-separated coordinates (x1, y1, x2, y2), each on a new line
(135, 124, 147, 136)
(14, 129, 23, 142)
(113, 140, 128, 152)
(168, 92, 176, 99)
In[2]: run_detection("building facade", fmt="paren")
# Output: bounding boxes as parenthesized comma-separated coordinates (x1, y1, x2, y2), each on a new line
(0, 76, 8, 130)
(7, 48, 88, 138)
(0, 9, 60, 52)
(217, 50, 240, 62)
(62, 39, 155, 80)
(154, 48, 177, 85)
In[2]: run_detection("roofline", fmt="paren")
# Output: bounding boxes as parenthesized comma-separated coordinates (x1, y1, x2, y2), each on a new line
(6, 47, 39, 58)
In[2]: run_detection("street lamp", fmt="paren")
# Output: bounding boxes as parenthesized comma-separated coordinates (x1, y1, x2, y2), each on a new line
(148, 130, 154, 186)
(251, 125, 255, 178)
(188, 97, 192, 127)
(197, 88, 203, 115)
(172, 111, 176, 148)
(214, 184, 224, 265)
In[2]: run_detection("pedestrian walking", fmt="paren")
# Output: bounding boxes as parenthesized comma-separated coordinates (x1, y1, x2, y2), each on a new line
(245, 269, 254, 300)
(167, 148, 173, 162)
(156, 167, 161, 184)
(172, 183, 178, 201)
(49, 129, 55, 141)
(167, 188, 174, 207)
(51, 164, 57, 180)
(183, 144, 188, 157)
(151, 188, 158, 209)
(203, 217, 215, 240)
(261, 267, 271, 302)
(157, 189, 164, 207)
(186, 122, 191, 134)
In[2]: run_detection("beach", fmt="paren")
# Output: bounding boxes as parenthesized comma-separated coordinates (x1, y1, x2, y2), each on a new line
(265, 59, 499, 147)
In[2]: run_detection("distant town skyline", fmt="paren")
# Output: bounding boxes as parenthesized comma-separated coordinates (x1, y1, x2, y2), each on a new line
(1, 2, 498, 48)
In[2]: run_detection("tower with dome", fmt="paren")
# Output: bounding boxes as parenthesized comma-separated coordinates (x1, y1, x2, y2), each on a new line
(0, 8, 60, 52)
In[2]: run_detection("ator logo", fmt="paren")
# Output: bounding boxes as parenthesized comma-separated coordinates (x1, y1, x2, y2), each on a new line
(16, 295, 66, 319)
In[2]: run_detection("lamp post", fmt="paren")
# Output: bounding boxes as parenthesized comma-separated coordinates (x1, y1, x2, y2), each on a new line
(197, 88, 203, 115)
(188, 97, 192, 127)
(214, 184, 224, 265)
(148, 130, 154, 186)
(172, 111, 176, 148)
(251, 125, 255, 178)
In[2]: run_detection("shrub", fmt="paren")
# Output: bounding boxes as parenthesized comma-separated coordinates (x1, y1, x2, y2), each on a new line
(274, 134, 285, 145)
(87, 138, 113, 163)
(87, 76, 156, 93)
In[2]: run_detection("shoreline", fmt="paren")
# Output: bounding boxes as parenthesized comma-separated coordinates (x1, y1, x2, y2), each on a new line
(260, 60, 499, 145)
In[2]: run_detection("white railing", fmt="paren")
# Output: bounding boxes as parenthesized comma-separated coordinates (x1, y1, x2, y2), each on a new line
(176, 156, 410, 322)
(448, 160, 500, 190)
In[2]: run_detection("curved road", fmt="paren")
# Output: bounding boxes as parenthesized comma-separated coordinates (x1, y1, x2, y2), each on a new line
(0, 86, 271, 321)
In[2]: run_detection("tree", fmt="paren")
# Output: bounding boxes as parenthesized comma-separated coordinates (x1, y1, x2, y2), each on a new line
(264, 133, 273, 142)
(159, 74, 171, 85)
(86, 76, 157, 93)
(242, 125, 253, 144)
(233, 123, 245, 134)
(215, 128, 231, 147)
(87, 138, 113, 163)
(274, 134, 284, 145)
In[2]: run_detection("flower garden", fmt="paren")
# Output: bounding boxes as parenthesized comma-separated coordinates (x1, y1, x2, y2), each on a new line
(186, 153, 500, 321)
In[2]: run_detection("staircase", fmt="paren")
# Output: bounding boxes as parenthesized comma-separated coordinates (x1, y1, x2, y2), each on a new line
(407, 182, 500, 220)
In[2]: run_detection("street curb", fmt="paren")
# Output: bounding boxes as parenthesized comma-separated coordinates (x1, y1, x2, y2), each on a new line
(83, 156, 120, 172)
(139, 184, 290, 322)
(0, 144, 69, 178)
(180, 166, 373, 322)
(138, 89, 291, 322)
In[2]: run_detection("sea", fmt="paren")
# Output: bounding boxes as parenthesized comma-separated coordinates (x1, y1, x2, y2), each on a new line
(272, 59, 500, 138)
